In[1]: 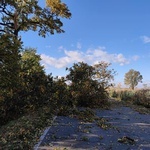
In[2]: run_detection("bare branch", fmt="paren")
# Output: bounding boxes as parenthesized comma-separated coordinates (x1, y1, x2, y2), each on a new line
(0, 29, 7, 33)
(0, 22, 13, 26)
(0, 2, 14, 17)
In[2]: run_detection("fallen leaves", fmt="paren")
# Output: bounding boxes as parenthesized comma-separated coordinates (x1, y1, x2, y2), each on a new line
(118, 136, 135, 145)
(0, 106, 54, 149)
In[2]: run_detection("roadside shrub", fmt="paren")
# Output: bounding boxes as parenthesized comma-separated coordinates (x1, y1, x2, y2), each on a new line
(109, 88, 150, 108)
(0, 73, 53, 126)
(70, 82, 109, 108)
(51, 77, 73, 115)
(111, 90, 118, 98)
(0, 91, 25, 126)
(66, 62, 115, 108)
(109, 89, 135, 102)
(119, 90, 135, 101)
(133, 89, 150, 108)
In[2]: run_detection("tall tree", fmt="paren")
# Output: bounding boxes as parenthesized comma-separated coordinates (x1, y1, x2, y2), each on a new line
(124, 69, 143, 90)
(66, 62, 95, 107)
(0, 0, 71, 86)
(66, 62, 115, 107)
(0, 0, 71, 99)
(0, 0, 71, 124)
(0, 0, 71, 37)
(93, 61, 116, 90)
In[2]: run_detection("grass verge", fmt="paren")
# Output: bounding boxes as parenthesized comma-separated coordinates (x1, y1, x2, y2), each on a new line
(0, 105, 54, 150)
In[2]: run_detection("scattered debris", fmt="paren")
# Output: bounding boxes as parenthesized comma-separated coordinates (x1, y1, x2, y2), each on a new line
(118, 136, 135, 145)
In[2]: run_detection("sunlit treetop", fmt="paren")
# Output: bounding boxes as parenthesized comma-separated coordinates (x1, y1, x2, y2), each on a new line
(0, 0, 71, 37)
(46, 0, 71, 18)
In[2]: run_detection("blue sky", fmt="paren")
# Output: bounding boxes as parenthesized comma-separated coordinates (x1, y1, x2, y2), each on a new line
(21, 0, 150, 88)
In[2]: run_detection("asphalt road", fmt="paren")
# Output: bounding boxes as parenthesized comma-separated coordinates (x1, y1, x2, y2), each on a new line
(34, 106, 150, 150)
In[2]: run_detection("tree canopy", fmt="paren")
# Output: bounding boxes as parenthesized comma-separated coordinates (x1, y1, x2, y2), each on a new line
(124, 69, 143, 90)
(0, 0, 71, 96)
(66, 62, 115, 107)
(0, 0, 71, 37)
(93, 61, 116, 89)
(46, 0, 71, 18)
(0, 34, 22, 92)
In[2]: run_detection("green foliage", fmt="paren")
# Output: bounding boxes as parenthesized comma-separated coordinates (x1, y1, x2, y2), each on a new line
(110, 90, 118, 98)
(93, 61, 116, 89)
(110, 89, 135, 101)
(0, 105, 54, 149)
(124, 69, 143, 90)
(0, 0, 71, 37)
(109, 88, 150, 108)
(133, 89, 150, 108)
(75, 108, 95, 122)
(96, 118, 111, 130)
(0, 59, 115, 148)
(0, 48, 53, 125)
(46, 0, 71, 18)
(0, 0, 71, 125)
(0, 34, 22, 91)
(119, 90, 135, 101)
(72, 108, 111, 130)
(20, 48, 44, 74)
(66, 62, 115, 107)
(19, 48, 51, 109)
(51, 77, 72, 115)
(0, 2, 73, 147)
(0, 34, 23, 125)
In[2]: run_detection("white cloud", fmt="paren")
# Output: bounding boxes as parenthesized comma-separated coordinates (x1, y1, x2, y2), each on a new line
(87, 48, 129, 65)
(41, 54, 70, 68)
(41, 54, 57, 68)
(41, 47, 133, 69)
(141, 36, 150, 43)
(64, 50, 84, 62)
(114, 54, 130, 66)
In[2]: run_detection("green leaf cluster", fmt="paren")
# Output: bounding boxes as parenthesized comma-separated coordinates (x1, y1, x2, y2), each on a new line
(46, 0, 71, 18)
(124, 69, 143, 90)
(0, 34, 22, 94)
